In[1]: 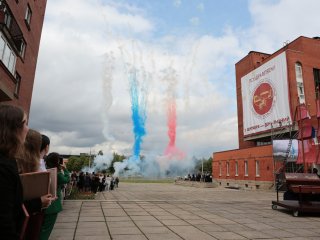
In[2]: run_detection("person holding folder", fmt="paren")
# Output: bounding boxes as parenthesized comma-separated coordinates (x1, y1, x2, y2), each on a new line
(16, 129, 53, 239)
(0, 104, 29, 239)
(40, 152, 70, 240)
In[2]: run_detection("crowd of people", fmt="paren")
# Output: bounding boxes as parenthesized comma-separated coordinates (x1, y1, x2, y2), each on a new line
(0, 104, 70, 240)
(70, 171, 119, 193)
(183, 172, 213, 182)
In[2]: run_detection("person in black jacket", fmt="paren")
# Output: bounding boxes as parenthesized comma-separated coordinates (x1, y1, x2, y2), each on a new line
(0, 104, 29, 239)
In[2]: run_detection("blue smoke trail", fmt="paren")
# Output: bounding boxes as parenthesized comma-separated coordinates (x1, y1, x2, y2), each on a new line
(129, 67, 147, 159)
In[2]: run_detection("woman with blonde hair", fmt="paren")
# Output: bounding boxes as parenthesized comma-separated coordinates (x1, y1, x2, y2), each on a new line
(17, 129, 41, 173)
(16, 129, 52, 240)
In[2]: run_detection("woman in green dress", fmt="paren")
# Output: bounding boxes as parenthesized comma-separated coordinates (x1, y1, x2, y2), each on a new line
(40, 152, 70, 240)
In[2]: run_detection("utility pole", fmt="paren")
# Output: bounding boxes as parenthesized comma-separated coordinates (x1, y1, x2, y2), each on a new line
(89, 148, 91, 169)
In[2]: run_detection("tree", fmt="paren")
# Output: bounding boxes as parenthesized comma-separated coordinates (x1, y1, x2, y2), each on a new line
(66, 155, 91, 172)
(107, 152, 126, 173)
(195, 157, 213, 173)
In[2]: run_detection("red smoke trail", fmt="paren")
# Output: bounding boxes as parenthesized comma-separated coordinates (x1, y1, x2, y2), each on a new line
(164, 99, 185, 159)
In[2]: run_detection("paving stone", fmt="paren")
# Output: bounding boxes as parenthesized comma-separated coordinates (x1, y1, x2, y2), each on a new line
(169, 225, 218, 240)
(112, 235, 148, 240)
(77, 221, 107, 228)
(160, 219, 189, 226)
(74, 236, 110, 240)
(130, 215, 156, 221)
(207, 231, 247, 240)
(139, 226, 173, 234)
(105, 216, 132, 222)
(145, 233, 183, 240)
(107, 220, 135, 228)
(51, 183, 320, 240)
(109, 226, 142, 235)
(79, 216, 105, 222)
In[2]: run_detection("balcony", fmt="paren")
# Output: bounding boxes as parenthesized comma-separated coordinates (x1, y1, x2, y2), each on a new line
(0, 0, 24, 55)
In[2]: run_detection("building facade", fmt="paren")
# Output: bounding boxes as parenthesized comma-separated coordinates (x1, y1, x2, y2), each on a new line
(0, 0, 47, 114)
(213, 36, 320, 190)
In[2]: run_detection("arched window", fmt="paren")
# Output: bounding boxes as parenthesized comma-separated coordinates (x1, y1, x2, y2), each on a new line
(295, 62, 305, 104)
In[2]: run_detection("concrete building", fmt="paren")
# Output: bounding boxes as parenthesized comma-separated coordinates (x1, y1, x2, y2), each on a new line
(0, 0, 47, 114)
(213, 36, 320, 190)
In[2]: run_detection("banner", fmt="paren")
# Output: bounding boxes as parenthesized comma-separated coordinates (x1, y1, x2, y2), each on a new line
(241, 52, 292, 136)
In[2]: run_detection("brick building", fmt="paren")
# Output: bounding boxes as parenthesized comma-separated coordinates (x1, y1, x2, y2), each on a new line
(0, 0, 47, 114)
(213, 36, 320, 190)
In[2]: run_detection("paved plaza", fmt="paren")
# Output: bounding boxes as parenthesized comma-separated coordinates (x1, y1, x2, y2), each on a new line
(50, 183, 320, 240)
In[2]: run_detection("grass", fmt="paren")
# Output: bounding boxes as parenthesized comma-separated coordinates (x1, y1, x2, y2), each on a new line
(65, 188, 95, 200)
(120, 178, 175, 183)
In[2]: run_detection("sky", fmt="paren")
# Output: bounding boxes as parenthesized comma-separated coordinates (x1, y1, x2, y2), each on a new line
(29, 0, 320, 175)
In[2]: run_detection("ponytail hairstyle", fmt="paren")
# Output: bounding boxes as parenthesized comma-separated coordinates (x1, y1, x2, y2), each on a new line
(16, 129, 41, 173)
(0, 104, 25, 159)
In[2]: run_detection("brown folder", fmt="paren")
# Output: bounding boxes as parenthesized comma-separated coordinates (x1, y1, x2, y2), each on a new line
(19, 171, 50, 201)
(47, 168, 57, 199)
(20, 204, 29, 240)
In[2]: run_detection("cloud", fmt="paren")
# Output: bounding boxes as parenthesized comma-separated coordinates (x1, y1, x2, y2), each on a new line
(197, 3, 204, 11)
(244, 0, 320, 52)
(173, 0, 182, 8)
(189, 17, 200, 26)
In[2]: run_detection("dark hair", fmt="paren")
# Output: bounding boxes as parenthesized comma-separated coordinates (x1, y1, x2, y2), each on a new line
(40, 134, 50, 151)
(0, 104, 25, 158)
(45, 152, 61, 169)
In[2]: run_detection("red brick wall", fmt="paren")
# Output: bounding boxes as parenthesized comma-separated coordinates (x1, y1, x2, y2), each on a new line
(2, 1, 47, 115)
(212, 145, 274, 182)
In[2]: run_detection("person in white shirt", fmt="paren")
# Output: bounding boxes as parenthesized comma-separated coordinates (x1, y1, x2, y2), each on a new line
(39, 135, 50, 172)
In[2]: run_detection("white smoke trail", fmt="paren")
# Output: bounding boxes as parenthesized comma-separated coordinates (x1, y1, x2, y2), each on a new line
(102, 52, 116, 140)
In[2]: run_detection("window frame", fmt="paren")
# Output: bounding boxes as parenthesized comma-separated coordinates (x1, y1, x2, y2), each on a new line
(25, 4, 32, 30)
(226, 161, 230, 176)
(244, 160, 248, 176)
(235, 161, 238, 176)
(295, 62, 305, 104)
(0, 33, 17, 75)
(14, 72, 21, 97)
(255, 160, 260, 177)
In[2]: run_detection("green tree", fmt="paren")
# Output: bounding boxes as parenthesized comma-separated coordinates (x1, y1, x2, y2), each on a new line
(107, 152, 126, 173)
(66, 154, 92, 172)
(195, 157, 213, 173)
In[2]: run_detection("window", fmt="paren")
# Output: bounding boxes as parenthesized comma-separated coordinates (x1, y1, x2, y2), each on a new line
(255, 160, 260, 176)
(0, 36, 5, 57)
(244, 160, 248, 176)
(257, 141, 271, 146)
(226, 161, 230, 176)
(0, 33, 17, 74)
(18, 39, 26, 58)
(235, 161, 238, 176)
(295, 62, 305, 104)
(219, 162, 222, 176)
(14, 72, 21, 96)
(25, 4, 32, 29)
(4, 11, 12, 29)
(314, 68, 320, 99)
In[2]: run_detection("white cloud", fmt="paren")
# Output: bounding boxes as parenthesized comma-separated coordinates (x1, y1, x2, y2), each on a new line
(173, 0, 182, 8)
(197, 3, 204, 11)
(189, 17, 200, 26)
